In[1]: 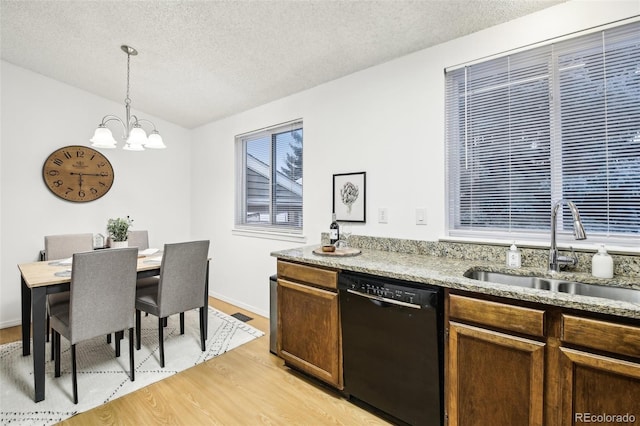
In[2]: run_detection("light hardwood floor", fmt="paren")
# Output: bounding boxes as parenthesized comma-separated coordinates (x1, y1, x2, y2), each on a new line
(1, 298, 389, 425)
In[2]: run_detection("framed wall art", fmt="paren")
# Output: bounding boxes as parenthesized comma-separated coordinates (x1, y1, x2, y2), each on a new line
(333, 171, 366, 222)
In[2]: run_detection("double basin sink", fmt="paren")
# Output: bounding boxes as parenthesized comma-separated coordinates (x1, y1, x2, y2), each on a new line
(465, 270, 640, 304)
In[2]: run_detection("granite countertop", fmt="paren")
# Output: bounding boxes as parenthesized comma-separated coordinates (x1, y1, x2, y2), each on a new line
(271, 244, 640, 320)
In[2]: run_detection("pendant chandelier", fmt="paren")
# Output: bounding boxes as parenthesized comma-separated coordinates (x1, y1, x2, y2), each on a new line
(90, 45, 166, 151)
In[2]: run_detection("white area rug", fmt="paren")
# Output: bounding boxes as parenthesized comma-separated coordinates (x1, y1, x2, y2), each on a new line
(0, 307, 264, 425)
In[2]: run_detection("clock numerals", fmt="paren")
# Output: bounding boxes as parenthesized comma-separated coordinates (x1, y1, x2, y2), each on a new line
(52, 179, 63, 187)
(78, 190, 85, 198)
(52, 158, 64, 166)
(63, 151, 73, 159)
(47, 170, 60, 176)
(64, 187, 74, 195)
(90, 187, 98, 195)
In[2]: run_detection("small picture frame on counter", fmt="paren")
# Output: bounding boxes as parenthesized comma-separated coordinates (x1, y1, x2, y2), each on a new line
(333, 171, 366, 222)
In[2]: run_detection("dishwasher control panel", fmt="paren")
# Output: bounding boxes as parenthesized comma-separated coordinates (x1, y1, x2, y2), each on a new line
(341, 276, 429, 305)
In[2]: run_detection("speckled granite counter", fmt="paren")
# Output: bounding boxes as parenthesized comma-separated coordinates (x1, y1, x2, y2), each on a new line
(271, 242, 640, 320)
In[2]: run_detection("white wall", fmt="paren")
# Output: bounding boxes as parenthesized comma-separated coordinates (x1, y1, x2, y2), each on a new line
(190, 1, 639, 317)
(0, 61, 192, 327)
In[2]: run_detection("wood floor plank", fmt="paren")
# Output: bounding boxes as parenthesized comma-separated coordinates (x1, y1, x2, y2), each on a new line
(1, 297, 389, 425)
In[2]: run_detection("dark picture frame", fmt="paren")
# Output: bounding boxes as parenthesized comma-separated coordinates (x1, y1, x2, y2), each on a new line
(333, 171, 366, 222)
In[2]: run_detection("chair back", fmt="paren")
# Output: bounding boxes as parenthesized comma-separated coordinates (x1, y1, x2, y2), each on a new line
(127, 230, 150, 250)
(68, 248, 138, 343)
(44, 233, 94, 260)
(157, 240, 210, 318)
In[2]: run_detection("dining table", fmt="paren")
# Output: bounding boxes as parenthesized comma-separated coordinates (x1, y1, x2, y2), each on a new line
(18, 252, 210, 402)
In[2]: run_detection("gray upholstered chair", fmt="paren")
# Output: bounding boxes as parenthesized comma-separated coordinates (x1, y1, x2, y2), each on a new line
(44, 233, 94, 348)
(50, 247, 138, 404)
(127, 230, 149, 250)
(135, 240, 210, 367)
(45, 233, 94, 261)
(127, 230, 159, 291)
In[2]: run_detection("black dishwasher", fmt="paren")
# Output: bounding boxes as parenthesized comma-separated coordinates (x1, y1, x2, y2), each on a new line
(339, 271, 444, 426)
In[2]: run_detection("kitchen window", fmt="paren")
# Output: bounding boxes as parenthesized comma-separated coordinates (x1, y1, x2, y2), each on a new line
(445, 21, 639, 246)
(235, 120, 303, 238)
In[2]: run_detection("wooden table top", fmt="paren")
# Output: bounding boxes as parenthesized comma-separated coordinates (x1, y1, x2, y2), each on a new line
(18, 255, 162, 288)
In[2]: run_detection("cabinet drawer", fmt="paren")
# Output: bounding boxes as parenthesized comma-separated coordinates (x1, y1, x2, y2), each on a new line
(277, 260, 338, 290)
(449, 294, 546, 338)
(561, 314, 640, 359)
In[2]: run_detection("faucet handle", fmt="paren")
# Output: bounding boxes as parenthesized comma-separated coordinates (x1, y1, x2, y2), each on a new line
(559, 246, 579, 270)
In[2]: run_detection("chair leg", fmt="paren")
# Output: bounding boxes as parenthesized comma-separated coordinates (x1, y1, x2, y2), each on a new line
(115, 330, 121, 358)
(158, 317, 165, 368)
(51, 328, 55, 361)
(180, 312, 185, 334)
(54, 331, 61, 377)
(163, 317, 168, 327)
(46, 314, 50, 342)
(199, 306, 206, 351)
(107, 334, 112, 344)
(72, 344, 78, 404)
(136, 310, 142, 350)
(128, 328, 135, 382)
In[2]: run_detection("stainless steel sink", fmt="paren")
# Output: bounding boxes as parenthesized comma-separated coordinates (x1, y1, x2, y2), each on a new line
(464, 270, 552, 290)
(557, 281, 640, 304)
(464, 270, 640, 304)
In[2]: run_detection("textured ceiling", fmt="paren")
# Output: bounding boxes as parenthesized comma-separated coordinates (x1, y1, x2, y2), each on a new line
(1, 0, 565, 129)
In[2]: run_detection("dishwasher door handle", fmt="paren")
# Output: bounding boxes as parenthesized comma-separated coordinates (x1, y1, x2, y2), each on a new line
(346, 288, 422, 310)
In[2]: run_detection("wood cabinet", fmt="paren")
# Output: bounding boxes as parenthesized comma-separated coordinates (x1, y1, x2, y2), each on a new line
(446, 291, 640, 426)
(447, 294, 546, 426)
(558, 314, 640, 425)
(276, 260, 342, 389)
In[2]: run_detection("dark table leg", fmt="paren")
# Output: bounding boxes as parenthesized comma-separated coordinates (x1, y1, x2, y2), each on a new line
(31, 286, 47, 402)
(21, 277, 31, 356)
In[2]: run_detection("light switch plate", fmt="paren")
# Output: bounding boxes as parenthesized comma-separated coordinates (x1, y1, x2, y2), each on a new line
(378, 208, 388, 223)
(416, 208, 427, 225)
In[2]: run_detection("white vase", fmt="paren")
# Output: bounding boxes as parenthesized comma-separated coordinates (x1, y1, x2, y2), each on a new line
(111, 241, 128, 249)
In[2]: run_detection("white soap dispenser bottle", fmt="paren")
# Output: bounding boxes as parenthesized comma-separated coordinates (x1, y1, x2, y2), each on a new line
(507, 242, 521, 268)
(592, 245, 614, 279)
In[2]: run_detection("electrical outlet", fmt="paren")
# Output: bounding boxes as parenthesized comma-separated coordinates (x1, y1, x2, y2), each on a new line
(378, 208, 388, 223)
(416, 208, 427, 225)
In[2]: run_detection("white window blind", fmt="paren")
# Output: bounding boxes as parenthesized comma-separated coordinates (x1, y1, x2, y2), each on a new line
(235, 120, 303, 234)
(446, 21, 640, 245)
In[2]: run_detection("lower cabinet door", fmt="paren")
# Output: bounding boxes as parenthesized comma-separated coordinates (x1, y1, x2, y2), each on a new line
(277, 278, 342, 389)
(447, 321, 545, 426)
(559, 347, 640, 425)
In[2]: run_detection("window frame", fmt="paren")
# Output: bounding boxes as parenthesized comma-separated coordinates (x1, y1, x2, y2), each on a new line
(234, 119, 305, 241)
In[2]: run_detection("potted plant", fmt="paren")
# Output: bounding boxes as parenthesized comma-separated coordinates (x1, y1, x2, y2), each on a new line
(107, 216, 133, 248)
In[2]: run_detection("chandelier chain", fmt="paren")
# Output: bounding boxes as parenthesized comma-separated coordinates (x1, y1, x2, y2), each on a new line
(125, 52, 131, 106)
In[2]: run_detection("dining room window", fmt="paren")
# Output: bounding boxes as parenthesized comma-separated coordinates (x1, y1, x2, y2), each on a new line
(445, 20, 640, 246)
(235, 119, 303, 235)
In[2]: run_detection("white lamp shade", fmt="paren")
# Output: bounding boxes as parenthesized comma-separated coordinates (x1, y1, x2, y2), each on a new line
(145, 131, 166, 149)
(123, 142, 145, 151)
(127, 126, 148, 146)
(90, 126, 117, 148)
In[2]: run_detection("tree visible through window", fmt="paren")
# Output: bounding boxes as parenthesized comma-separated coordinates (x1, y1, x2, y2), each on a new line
(446, 21, 639, 244)
(236, 120, 303, 232)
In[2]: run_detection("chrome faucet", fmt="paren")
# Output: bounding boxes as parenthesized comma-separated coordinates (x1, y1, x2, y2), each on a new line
(549, 200, 587, 273)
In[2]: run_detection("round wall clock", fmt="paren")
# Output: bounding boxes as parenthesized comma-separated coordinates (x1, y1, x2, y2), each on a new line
(42, 145, 114, 202)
